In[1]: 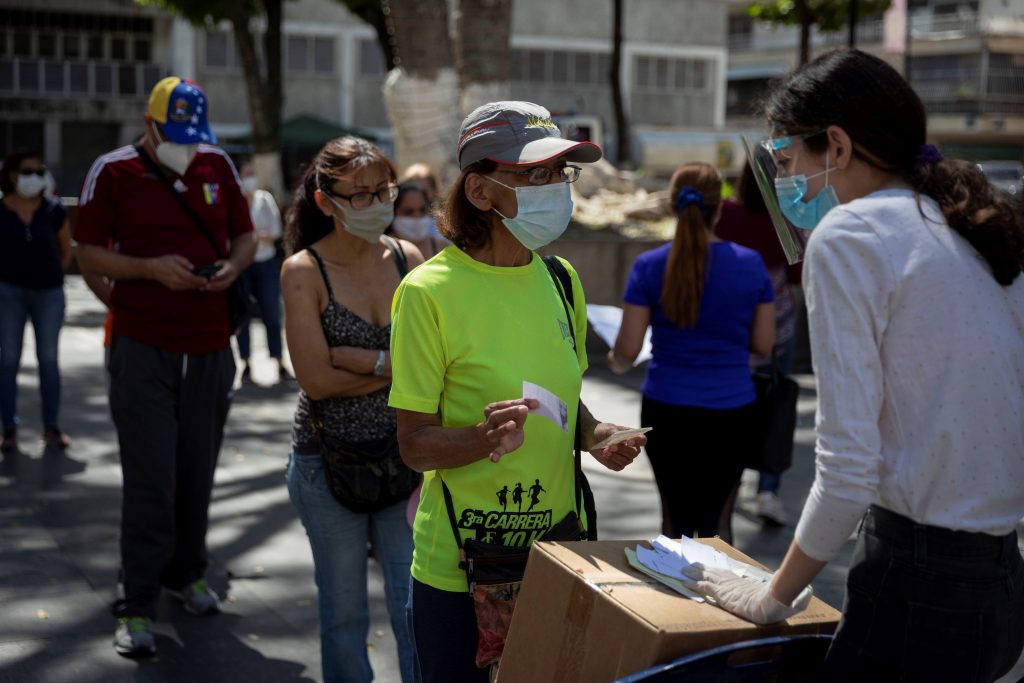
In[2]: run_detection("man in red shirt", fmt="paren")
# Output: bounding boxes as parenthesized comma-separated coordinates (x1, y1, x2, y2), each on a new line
(75, 77, 255, 658)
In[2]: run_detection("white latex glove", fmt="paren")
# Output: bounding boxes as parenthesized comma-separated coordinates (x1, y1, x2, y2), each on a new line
(683, 564, 813, 625)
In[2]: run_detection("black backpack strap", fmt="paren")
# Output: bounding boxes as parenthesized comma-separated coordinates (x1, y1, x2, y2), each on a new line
(543, 256, 576, 350)
(381, 235, 409, 278)
(135, 144, 225, 261)
(306, 246, 336, 303)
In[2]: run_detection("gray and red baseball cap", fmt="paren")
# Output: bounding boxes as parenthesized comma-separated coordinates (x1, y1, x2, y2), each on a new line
(457, 101, 602, 170)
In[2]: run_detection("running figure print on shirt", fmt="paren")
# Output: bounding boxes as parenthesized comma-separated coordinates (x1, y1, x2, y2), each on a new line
(462, 479, 550, 546)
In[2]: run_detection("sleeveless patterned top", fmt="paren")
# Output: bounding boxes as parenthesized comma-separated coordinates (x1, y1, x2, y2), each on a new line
(291, 242, 405, 452)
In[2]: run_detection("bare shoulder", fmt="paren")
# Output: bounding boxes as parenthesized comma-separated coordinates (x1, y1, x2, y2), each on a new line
(281, 250, 318, 288)
(394, 238, 426, 268)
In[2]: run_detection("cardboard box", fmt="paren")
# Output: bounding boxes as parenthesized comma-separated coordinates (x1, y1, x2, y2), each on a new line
(495, 539, 840, 683)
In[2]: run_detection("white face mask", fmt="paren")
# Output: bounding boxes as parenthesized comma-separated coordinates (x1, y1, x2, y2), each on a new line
(486, 176, 573, 250)
(241, 176, 259, 194)
(325, 195, 395, 244)
(152, 123, 198, 175)
(15, 173, 47, 198)
(392, 215, 434, 240)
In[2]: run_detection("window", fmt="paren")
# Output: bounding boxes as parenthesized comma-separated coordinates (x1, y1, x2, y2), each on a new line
(0, 31, 7, 57)
(574, 52, 592, 84)
(692, 60, 707, 90)
(654, 57, 669, 89)
(94, 63, 112, 94)
(551, 51, 569, 83)
(205, 31, 229, 69)
(635, 56, 651, 87)
(359, 39, 385, 77)
(111, 36, 126, 60)
(0, 61, 14, 91)
(287, 36, 308, 72)
(527, 50, 546, 82)
(510, 49, 526, 81)
(673, 58, 689, 89)
(118, 63, 137, 94)
(313, 37, 334, 74)
(87, 34, 104, 59)
(63, 35, 80, 59)
(38, 33, 56, 58)
(18, 61, 39, 91)
(13, 31, 32, 56)
(69, 63, 88, 93)
(134, 37, 150, 62)
(44, 61, 63, 92)
(596, 54, 611, 82)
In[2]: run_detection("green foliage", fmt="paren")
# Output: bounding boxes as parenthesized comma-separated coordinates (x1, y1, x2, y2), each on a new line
(747, 0, 892, 32)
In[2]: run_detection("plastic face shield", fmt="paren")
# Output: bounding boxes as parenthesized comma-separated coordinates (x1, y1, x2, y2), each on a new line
(741, 134, 810, 265)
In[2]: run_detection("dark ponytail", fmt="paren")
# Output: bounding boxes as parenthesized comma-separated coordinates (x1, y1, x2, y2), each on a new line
(765, 48, 1024, 285)
(662, 162, 722, 328)
(284, 136, 397, 255)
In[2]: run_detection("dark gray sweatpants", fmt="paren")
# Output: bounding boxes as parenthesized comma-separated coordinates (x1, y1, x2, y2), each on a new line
(108, 334, 235, 619)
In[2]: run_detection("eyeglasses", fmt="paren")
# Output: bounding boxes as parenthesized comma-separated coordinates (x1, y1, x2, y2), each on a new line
(18, 167, 46, 177)
(495, 165, 582, 186)
(321, 184, 399, 209)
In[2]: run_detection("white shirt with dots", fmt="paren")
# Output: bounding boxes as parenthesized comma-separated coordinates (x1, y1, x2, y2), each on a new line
(794, 188, 1024, 562)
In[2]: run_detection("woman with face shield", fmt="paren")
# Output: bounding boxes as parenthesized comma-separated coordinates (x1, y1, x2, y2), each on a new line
(0, 149, 73, 453)
(280, 136, 425, 683)
(685, 49, 1024, 681)
(387, 101, 646, 681)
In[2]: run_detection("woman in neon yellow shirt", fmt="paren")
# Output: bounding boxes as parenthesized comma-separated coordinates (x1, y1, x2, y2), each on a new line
(388, 101, 647, 682)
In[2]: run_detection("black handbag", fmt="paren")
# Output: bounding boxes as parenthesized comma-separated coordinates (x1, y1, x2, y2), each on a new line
(135, 145, 259, 333)
(748, 365, 800, 476)
(310, 402, 422, 513)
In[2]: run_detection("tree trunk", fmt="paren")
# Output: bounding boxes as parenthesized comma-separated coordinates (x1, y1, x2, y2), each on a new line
(229, 0, 284, 199)
(454, 0, 512, 116)
(796, 0, 812, 66)
(610, 0, 632, 168)
(383, 0, 459, 184)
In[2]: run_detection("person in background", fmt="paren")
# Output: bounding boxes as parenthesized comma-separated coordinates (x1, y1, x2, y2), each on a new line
(400, 162, 439, 206)
(716, 162, 801, 526)
(281, 136, 422, 683)
(0, 149, 73, 453)
(609, 162, 775, 543)
(236, 161, 285, 383)
(390, 101, 644, 683)
(75, 76, 256, 658)
(388, 182, 449, 260)
(687, 50, 1024, 681)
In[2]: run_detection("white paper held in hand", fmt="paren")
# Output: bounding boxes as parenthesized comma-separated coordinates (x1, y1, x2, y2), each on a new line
(589, 427, 652, 452)
(522, 380, 569, 432)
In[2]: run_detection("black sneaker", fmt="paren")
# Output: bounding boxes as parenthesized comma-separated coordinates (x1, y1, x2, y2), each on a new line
(113, 616, 156, 658)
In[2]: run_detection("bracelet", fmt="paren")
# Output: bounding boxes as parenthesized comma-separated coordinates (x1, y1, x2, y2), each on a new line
(372, 349, 386, 376)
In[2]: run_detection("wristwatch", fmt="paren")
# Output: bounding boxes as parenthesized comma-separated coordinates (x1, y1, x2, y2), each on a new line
(372, 350, 387, 376)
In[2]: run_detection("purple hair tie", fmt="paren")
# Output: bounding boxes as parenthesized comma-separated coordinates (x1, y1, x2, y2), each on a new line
(674, 185, 705, 214)
(917, 144, 944, 166)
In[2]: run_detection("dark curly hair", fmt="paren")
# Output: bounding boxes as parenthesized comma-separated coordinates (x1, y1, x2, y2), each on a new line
(284, 136, 397, 255)
(764, 48, 1023, 285)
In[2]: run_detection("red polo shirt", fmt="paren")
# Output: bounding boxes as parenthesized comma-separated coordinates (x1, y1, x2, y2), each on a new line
(75, 144, 254, 354)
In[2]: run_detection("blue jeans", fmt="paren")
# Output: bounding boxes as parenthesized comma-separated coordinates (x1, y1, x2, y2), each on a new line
(287, 451, 415, 683)
(236, 258, 282, 360)
(0, 282, 65, 430)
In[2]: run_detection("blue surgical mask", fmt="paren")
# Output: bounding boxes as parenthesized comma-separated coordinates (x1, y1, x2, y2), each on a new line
(485, 176, 573, 250)
(774, 161, 840, 231)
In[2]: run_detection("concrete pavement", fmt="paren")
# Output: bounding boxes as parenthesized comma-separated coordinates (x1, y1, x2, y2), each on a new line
(1, 275, 1021, 682)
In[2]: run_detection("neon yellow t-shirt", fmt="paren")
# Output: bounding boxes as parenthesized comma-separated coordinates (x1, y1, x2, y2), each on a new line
(389, 246, 588, 592)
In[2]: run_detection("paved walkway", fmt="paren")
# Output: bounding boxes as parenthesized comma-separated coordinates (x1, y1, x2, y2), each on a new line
(1, 276, 1020, 682)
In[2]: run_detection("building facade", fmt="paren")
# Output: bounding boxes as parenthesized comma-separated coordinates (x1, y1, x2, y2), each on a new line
(725, 0, 1024, 162)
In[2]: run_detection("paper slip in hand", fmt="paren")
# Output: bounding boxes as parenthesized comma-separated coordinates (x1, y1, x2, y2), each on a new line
(523, 381, 569, 432)
(589, 427, 652, 452)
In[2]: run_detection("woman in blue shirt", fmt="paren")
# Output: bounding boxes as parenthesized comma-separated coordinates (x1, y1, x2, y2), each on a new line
(0, 149, 72, 453)
(610, 162, 775, 540)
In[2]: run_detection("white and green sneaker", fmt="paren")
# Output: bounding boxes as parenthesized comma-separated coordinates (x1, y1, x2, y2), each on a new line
(113, 616, 156, 658)
(167, 579, 221, 616)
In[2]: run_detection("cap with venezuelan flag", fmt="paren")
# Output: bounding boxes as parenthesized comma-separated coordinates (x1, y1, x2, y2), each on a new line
(147, 76, 216, 145)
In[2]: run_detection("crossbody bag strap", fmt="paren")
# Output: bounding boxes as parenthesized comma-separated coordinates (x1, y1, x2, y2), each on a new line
(439, 475, 466, 563)
(381, 234, 410, 278)
(542, 256, 584, 522)
(135, 145, 225, 261)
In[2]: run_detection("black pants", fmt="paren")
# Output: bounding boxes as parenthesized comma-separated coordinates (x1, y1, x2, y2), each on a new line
(108, 335, 235, 619)
(410, 578, 489, 683)
(824, 505, 1024, 682)
(640, 396, 756, 538)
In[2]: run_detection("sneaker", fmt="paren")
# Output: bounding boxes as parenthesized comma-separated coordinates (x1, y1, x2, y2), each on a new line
(42, 426, 71, 449)
(1, 428, 16, 453)
(113, 616, 156, 658)
(756, 491, 788, 527)
(167, 579, 221, 616)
